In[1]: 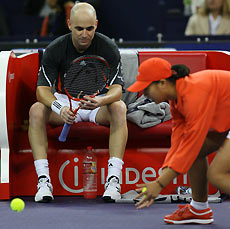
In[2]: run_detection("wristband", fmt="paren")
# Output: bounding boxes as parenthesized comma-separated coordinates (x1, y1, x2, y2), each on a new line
(156, 179, 165, 189)
(51, 100, 65, 115)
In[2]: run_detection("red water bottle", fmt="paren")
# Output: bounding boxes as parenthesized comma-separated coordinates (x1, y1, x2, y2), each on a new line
(83, 146, 97, 199)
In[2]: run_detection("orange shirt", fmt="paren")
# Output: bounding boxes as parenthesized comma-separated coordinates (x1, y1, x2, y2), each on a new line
(162, 70, 230, 174)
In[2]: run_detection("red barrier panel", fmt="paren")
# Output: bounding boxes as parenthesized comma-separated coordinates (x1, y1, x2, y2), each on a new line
(139, 51, 207, 73)
(10, 149, 217, 196)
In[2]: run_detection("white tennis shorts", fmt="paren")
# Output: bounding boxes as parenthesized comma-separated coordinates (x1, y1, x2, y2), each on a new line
(54, 92, 100, 124)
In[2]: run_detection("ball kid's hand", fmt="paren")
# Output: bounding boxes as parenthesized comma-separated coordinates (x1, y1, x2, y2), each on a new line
(134, 181, 163, 209)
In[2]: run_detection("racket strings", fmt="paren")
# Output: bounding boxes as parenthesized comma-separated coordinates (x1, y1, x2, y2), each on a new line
(64, 58, 109, 98)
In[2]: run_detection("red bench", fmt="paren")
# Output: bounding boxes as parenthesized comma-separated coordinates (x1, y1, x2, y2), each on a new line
(46, 51, 208, 149)
(1, 50, 229, 199)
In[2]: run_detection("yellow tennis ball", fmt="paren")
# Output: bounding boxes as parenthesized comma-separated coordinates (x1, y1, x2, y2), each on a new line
(142, 187, 147, 194)
(10, 198, 25, 212)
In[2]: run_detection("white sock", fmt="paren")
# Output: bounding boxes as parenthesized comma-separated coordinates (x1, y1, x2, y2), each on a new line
(34, 159, 50, 181)
(190, 199, 209, 210)
(107, 157, 124, 182)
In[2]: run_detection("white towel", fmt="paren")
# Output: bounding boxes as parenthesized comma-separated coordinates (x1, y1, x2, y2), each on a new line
(127, 95, 171, 128)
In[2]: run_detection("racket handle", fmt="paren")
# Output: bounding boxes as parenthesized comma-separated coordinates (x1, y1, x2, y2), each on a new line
(58, 123, 71, 142)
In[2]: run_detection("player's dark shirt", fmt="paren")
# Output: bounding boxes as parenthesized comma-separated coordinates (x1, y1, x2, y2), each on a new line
(37, 32, 124, 94)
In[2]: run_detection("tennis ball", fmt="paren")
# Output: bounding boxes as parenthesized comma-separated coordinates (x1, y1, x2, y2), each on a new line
(10, 198, 25, 212)
(142, 187, 147, 195)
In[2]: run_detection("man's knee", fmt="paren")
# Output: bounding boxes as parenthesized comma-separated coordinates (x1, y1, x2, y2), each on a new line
(108, 101, 127, 117)
(29, 102, 49, 123)
(106, 101, 127, 125)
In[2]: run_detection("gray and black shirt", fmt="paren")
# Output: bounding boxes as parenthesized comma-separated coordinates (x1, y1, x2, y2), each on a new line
(37, 32, 124, 94)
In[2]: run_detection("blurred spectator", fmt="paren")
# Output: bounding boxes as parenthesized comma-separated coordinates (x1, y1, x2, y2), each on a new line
(40, 0, 75, 37)
(24, 0, 103, 37)
(191, 0, 205, 14)
(0, 3, 9, 35)
(41, 0, 104, 37)
(185, 0, 230, 35)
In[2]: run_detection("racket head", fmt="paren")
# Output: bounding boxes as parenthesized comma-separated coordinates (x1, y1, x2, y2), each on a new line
(64, 55, 110, 99)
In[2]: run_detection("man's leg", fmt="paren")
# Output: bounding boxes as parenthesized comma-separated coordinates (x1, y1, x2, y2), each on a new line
(95, 101, 128, 201)
(28, 102, 64, 202)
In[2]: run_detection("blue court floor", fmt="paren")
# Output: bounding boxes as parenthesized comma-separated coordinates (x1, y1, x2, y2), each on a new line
(0, 196, 229, 229)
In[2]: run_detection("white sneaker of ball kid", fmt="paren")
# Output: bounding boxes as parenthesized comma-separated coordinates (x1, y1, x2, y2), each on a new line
(103, 176, 121, 202)
(35, 175, 54, 203)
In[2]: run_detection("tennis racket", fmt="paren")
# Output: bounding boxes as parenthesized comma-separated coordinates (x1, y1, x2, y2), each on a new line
(58, 55, 110, 142)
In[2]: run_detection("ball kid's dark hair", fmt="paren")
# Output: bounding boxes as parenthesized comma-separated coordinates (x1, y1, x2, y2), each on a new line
(167, 64, 190, 83)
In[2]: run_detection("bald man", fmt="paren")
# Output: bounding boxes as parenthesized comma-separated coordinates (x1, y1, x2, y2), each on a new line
(29, 2, 127, 203)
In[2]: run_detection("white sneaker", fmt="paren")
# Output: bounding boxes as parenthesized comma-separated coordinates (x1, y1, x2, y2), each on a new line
(35, 176, 54, 203)
(103, 176, 121, 202)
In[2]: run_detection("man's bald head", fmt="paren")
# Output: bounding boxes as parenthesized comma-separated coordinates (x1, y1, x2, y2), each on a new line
(68, 2, 98, 53)
(70, 2, 97, 23)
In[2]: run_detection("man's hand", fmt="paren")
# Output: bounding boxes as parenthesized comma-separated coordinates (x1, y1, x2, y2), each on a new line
(60, 106, 75, 124)
(79, 95, 104, 110)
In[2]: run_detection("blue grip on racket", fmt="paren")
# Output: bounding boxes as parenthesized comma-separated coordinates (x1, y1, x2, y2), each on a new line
(58, 123, 71, 142)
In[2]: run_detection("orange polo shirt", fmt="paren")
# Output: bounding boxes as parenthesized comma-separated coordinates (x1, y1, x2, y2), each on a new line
(162, 70, 230, 174)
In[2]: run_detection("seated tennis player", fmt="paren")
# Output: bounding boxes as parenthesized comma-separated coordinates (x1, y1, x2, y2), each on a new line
(127, 57, 230, 224)
(29, 2, 127, 203)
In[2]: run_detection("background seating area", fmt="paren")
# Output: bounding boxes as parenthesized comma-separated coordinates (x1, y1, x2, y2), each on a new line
(1, 0, 186, 40)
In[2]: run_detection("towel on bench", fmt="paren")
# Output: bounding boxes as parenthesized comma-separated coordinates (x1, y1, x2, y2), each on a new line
(127, 95, 171, 128)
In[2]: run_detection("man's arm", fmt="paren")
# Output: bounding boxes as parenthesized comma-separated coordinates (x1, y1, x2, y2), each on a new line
(100, 84, 122, 105)
(36, 86, 75, 124)
(36, 86, 56, 108)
